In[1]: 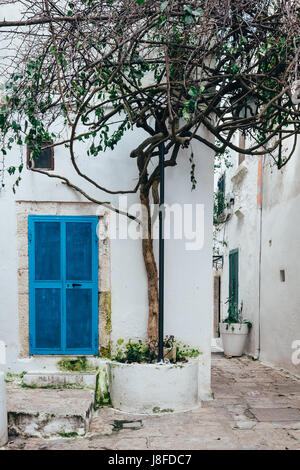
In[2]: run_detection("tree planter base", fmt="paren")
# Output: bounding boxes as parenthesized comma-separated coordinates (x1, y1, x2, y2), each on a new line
(219, 323, 249, 357)
(108, 358, 200, 414)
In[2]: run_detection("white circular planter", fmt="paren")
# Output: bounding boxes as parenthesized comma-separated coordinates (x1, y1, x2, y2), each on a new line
(108, 358, 200, 414)
(0, 372, 8, 447)
(219, 323, 249, 357)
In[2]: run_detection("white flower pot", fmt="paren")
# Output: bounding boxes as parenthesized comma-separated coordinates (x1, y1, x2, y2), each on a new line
(219, 323, 249, 357)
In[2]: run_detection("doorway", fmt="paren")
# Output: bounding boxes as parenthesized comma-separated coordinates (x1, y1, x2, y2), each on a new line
(28, 215, 99, 355)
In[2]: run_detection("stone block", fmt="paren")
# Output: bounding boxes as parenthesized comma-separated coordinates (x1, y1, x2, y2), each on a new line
(7, 387, 94, 438)
(22, 372, 97, 388)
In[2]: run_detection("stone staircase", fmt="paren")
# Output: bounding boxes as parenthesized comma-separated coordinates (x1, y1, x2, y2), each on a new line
(6, 372, 100, 438)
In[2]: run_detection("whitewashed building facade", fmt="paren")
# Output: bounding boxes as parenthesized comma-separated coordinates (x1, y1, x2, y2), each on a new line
(0, 124, 214, 400)
(214, 132, 300, 376)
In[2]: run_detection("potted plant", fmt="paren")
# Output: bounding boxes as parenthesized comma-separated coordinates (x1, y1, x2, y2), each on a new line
(219, 301, 252, 357)
(108, 338, 203, 414)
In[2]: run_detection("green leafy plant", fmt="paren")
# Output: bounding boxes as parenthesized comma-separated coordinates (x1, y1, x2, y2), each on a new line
(5, 371, 27, 383)
(164, 335, 175, 348)
(111, 339, 156, 363)
(173, 340, 202, 362)
(222, 300, 252, 330)
(111, 337, 202, 363)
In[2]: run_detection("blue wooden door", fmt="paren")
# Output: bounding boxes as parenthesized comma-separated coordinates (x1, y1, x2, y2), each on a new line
(28, 216, 99, 355)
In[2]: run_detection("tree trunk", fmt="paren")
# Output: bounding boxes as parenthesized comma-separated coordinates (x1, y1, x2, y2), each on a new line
(140, 188, 159, 346)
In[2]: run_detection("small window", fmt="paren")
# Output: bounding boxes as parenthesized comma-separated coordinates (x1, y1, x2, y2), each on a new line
(280, 269, 285, 282)
(27, 141, 54, 170)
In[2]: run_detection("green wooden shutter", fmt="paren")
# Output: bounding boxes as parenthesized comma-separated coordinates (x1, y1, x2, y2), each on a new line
(229, 249, 239, 313)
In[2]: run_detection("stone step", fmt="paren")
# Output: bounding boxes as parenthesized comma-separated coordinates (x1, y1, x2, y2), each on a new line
(7, 384, 94, 438)
(23, 372, 97, 388)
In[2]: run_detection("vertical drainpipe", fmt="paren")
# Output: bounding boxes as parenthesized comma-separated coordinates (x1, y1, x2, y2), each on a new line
(158, 142, 165, 363)
(256, 154, 264, 359)
(218, 275, 221, 337)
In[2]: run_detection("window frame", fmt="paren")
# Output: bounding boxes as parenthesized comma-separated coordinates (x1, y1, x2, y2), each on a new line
(27, 140, 54, 171)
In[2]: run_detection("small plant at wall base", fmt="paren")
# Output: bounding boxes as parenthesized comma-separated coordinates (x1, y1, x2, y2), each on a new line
(57, 357, 97, 372)
(223, 300, 252, 329)
(220, 301, 252, 358)
(111, 337, 201, 364)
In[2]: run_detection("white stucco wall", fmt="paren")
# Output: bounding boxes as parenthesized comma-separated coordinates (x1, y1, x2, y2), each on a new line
(0, 4, 214, 397)
(0, 123, 214, 396)
(214, 141, 261, 356)
(259, 148, 300, 375)
(216, 134, 300, 376)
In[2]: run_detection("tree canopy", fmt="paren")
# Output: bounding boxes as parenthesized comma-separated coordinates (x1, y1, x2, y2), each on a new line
(0, 0, 299, 194)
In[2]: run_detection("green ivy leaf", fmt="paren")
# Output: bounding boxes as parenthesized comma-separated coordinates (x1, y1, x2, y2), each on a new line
(158, 14, 167, 29)
(182, 107, 190, 121)
(183, 5, 193, 15)
(192, 7, 203, 16)
(231, 64, 240, 74)
(160, 1, 168, 12)
(188, 86, 199, 99)
(8, 166, 16, 175)
(184, 14, 194, 25)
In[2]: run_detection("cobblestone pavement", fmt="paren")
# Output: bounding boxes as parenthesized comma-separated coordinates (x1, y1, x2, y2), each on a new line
(4, 354, 300, 450)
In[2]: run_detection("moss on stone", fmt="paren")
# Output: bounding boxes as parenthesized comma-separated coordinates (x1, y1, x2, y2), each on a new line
(103, 291, 112, 336)
(21, 382, 94, 390)
(152, 407, 174, 414)
(59, 432, 79, 438)
(5, 371, 27, 383)
(56, 357, 97, 372)
(94, 367, 111, 409)
(98, 344, 111, 359)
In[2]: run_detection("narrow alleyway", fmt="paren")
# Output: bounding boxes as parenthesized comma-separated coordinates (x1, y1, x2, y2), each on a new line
(4, 354, 300, 450)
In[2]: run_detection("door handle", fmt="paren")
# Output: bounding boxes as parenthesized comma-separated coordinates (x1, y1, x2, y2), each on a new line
(72, 283, 82, 287)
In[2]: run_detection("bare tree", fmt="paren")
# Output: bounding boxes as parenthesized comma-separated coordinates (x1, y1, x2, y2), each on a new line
(0, 0, 299, 345)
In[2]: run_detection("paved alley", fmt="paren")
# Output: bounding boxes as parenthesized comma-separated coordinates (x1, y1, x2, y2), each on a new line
(4, 354, 300, 450)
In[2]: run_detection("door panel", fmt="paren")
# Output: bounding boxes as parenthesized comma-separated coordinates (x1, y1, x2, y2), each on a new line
(35, 221, 61, 280)
(66, 222, 92, 281)
(66, 288, 93, 349)
(29, 216, 98, 355)
(35, 287, 61, 349)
